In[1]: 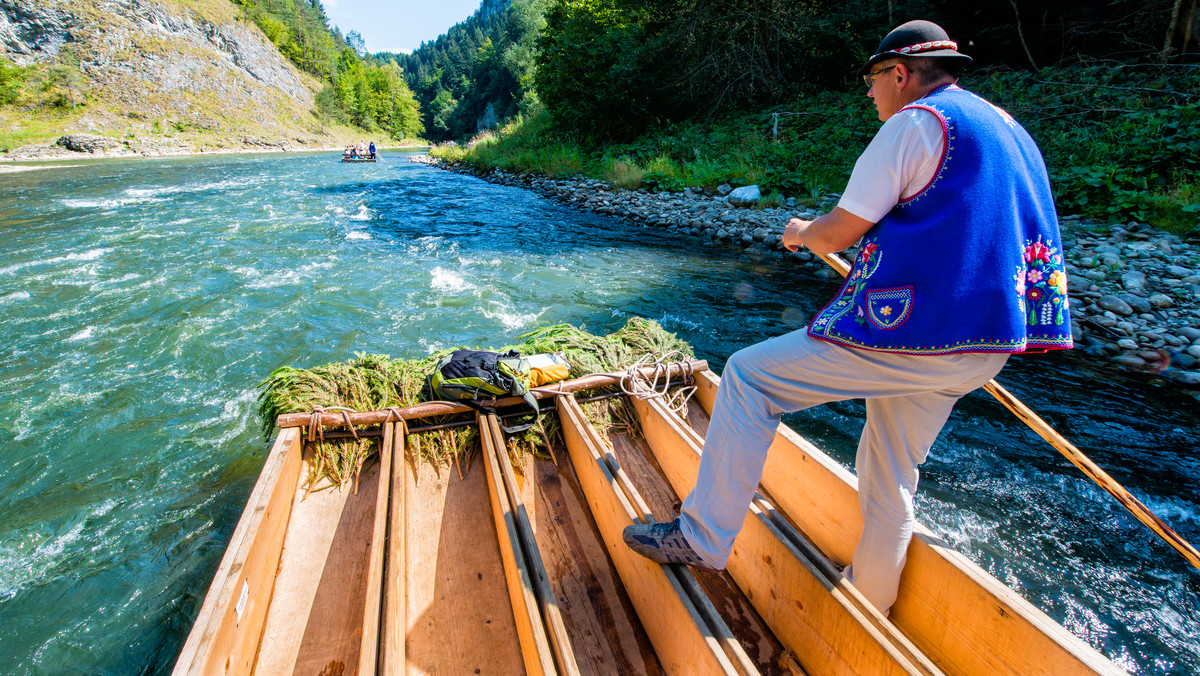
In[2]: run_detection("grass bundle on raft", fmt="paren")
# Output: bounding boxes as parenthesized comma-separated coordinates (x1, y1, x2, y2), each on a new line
(257, 317, 694, 491)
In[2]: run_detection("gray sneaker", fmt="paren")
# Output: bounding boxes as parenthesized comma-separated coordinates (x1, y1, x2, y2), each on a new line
(622, 518, 719, 570)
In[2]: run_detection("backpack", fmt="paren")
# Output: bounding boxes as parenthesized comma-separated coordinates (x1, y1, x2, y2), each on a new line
(427, 349, 540, 433)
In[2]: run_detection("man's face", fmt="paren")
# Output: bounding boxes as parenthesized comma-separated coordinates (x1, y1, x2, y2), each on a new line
(865, 59, 904, 121)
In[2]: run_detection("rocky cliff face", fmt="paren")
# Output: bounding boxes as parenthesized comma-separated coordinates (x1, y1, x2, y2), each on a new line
(1, 0, 330, 157)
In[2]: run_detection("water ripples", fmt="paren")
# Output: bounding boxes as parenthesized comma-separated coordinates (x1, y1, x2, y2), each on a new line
(0, 150, 1196, 674)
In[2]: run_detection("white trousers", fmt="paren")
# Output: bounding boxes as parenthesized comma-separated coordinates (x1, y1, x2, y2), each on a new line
(679, 329, 1008, 611)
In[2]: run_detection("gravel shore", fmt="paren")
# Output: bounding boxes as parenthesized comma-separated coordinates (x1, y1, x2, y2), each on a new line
(413, 154, 1200, 390)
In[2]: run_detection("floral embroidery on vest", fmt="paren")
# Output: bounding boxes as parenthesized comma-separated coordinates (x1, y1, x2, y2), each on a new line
(865, 286, 915, 330)
(1016, 236, 1068, 326)
(812, 240, 883, 334)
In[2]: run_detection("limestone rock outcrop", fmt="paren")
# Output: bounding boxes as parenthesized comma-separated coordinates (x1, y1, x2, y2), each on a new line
(1, 0, 325, 156)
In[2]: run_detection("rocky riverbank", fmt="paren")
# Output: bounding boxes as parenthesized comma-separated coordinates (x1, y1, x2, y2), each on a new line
(0, 133, 426, 163)
(0, 133, 330, 161)
(413, 153, 1200, 390)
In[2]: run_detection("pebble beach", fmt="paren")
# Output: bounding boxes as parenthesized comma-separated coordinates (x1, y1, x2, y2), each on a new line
(414, 154, 1200, 390)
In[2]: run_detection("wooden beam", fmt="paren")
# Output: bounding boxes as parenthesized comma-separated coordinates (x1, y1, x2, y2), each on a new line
(631, 395, 935, 676)
(274, 361, 708, 429)
(559, 395, 760, 676)
(172, 428, 303, 675)
(692, 369, 1124, 676)
(483, 414, 582, 676)
(555, 394, 740, 675)
(354, 421, 393, 674)
(752, 496, 941, 675)
(380, 421, 406, 674)
(479, 413, 559, 675)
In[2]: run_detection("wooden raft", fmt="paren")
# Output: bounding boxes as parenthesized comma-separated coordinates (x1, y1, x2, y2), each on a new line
(174, 364, 1125, 675)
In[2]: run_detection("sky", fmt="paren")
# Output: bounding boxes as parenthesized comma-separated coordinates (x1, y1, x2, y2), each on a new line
(322, 0, 484, 55)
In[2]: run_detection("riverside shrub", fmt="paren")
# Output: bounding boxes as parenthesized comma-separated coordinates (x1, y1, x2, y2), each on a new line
(966, 64, 1200, 233)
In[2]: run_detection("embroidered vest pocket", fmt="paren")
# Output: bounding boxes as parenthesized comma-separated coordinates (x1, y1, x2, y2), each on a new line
(865, 286, 914, 330)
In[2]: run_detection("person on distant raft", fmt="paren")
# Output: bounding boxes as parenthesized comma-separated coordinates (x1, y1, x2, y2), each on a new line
(622, 19, 1073, 614)
(368, 141, 376, 159)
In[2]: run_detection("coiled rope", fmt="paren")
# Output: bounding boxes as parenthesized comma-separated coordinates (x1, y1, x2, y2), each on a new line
(618, 351, 697, 418)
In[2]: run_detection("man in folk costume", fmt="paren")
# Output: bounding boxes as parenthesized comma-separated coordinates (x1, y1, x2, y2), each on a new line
(623, 19, 1073, 613)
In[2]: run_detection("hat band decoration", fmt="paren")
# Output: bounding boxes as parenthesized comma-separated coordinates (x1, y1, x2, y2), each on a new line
(874, 40, 958, 59)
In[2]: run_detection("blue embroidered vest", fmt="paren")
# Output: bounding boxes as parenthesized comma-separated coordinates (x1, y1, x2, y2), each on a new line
(808, 84, 1074, 355)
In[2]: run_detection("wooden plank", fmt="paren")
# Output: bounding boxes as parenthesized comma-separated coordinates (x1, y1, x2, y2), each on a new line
(483, 415, 582, 676)
(172, 428, 302, 676)
(692, 369, 1124, 676)
(380, 422, 406, 674)
(479, 413, 558, 675)
(566, 399, 763, 676)
(402, 448, 524, 675)
(631, 395, 935, 676)
(606, 431, 790, 676)
(555, 394, 738, 676)
(522, 453, 665, 675)
(254, 446, 385, 675)
(356, 422, 394, 675)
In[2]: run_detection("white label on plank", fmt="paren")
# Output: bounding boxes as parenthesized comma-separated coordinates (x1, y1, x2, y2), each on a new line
(236, 580, 248, 624)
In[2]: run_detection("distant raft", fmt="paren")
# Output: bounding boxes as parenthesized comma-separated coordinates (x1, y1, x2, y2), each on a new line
(342, 155, 377, 162)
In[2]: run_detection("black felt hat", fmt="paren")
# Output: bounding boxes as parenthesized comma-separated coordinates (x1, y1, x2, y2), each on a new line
(858, 20, 972, 76)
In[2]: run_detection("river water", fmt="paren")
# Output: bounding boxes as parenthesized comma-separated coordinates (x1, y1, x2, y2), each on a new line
(0, 150, 1196, 674)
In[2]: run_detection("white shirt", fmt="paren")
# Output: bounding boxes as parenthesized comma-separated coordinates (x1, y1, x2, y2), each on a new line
(837, 108, 946, 223)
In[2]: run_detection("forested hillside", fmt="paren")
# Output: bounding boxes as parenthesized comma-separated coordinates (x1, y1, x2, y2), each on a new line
(231, 0, 423, 139)
(380, 0, 544, 141)
(429, 0, 1199, 233)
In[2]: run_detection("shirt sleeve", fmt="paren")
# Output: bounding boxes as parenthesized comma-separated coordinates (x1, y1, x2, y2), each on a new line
(837, 108, 946, 223)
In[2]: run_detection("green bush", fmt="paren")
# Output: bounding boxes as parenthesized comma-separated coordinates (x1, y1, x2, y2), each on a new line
(966, 64, 1200, 232)
(0, 57, 24, 104)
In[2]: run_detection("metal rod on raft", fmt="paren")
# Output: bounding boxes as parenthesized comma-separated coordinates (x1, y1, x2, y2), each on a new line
(814, 249, 1200, 572)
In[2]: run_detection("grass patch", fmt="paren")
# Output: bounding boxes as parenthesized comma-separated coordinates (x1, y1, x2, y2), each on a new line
(0, 108, 86, 152)
(602, 158, 643, 190)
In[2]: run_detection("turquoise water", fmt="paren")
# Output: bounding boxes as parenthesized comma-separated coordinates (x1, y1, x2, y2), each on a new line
(0, 151, 1196, 674)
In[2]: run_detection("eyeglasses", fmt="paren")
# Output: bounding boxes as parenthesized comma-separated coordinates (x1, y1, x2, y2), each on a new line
(863, 64, 898, 89)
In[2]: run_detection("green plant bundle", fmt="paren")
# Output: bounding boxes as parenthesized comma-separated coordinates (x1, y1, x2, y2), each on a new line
(257, 317, 694, 491)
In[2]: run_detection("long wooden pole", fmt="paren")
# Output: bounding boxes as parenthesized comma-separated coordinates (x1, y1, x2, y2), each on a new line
(274, 360, 708, 429)
(812, 249, 1200, 572)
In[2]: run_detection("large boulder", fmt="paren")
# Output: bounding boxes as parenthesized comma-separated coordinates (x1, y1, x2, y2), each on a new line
(1119, 293, 1152, 314)
(1120, 270, 1147, 292)
(1097, 295, 1134, 316)
(56, 134, 123, 153)
(728, 185, 761, 207)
